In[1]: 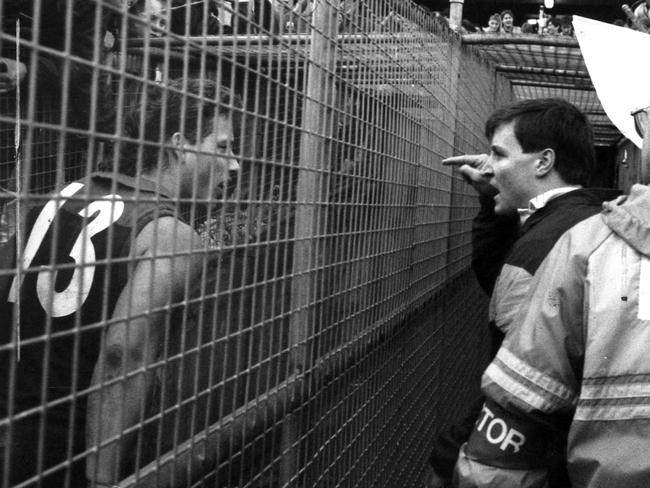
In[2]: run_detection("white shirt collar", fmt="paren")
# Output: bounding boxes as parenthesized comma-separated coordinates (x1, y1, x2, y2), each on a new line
(518, 186, 582, 223)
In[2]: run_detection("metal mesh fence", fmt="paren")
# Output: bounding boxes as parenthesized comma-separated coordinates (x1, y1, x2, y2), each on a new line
(0, 1, 511, 487)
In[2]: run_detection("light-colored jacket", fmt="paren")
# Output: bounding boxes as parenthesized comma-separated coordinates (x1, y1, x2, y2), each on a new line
(455, 184, 650, 488)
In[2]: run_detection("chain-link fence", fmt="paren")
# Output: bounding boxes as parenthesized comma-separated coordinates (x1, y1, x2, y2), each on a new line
(0, 1, 512, 487)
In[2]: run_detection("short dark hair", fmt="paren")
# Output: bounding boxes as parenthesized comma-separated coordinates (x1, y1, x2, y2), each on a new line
(500, 9, 514, 19)
(118, 79, 238, 176)
(485, 98, 595, 186)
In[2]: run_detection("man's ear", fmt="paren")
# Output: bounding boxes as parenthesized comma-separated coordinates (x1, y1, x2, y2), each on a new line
(171, 132, 188, 149)
(535, 148, 556, 177)
(169, 132, 189, 164)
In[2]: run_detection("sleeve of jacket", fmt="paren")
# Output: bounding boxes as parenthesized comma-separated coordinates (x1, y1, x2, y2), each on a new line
(454, 228, 587, 487)
(472, 195, 519, 296)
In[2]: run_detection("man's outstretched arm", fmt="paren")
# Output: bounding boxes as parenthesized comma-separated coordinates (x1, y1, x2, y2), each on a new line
(443, 154, 519, 295)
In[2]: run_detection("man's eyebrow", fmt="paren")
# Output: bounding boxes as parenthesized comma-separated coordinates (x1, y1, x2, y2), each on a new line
(490, 144, 506, 154)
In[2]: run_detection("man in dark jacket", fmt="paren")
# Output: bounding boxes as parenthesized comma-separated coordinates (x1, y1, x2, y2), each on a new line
(425, 98, 621, 487)
(454, 102, 650, 488)
(0, 79, 240, 488)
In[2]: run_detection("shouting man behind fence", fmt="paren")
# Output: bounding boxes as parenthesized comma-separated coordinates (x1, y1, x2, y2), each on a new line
(454, 101, 650, 488)
(426, 98, 621, 487)
(0, 79, 240, 487)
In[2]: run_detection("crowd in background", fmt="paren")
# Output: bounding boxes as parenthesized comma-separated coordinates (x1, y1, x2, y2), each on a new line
(434, 0, 650, 37)
(461, 9, 575, 36)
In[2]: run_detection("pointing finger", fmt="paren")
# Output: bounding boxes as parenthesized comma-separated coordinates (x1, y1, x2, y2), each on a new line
(442, 154, 488, 168)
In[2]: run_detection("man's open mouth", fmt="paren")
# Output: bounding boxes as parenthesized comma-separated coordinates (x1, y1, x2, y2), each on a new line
(214, 175, 239, 200)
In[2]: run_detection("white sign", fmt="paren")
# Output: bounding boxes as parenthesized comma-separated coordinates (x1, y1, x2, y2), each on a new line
(573, 15, 650, 148)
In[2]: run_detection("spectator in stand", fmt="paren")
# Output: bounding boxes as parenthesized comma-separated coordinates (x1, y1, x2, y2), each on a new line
(484, 13, 502, 33)
(461, 19, 481, 34)
(130, 0, 168, 37)
(560, 16, 575, 36)
(272, 0, 316, 33)
(0, 0, 117, 187)
(0, 59, 26, 94)
(0, 0, 117, 244)
(623, 1, 650, 33)
(500, 10, 521, 34)
(128, 0, 170, 84)
(521, 21, 537, 34)
(634, 0, 650, 21)
(544, 16, 561, 35)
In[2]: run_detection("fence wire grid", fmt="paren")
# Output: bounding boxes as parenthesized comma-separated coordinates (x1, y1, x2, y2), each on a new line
(0, 1, 511, 487)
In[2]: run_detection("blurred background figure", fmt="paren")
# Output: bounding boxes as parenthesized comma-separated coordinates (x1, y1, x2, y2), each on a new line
(461, 19, 480, 33)
(271, 0, 316, 33)
(500, 9, 521, 33)
(484, 13, 501, 33)
(622, 1, 650, 32)
(0, 0, 117, 243)
(521, 21, 537, 34)
(0, 59, 26, 94)
(130, 0, 168, 37)
(338, 0, 364, 33)
(545, 16, 561, 35)
(633, 0, 650, 23)
(560, 16, 575, 36)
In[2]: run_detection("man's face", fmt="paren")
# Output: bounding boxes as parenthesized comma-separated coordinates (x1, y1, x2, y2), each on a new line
(502, 14, 513, 28)
(483, 121, 540, 215)
(180, 114, 240, 201)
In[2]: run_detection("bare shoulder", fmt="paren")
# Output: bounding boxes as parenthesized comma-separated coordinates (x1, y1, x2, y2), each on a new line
(133, 216, 202, 256)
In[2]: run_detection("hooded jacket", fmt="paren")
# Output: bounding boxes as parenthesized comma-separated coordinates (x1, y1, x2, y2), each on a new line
(430, 188, 620, 481)
(455, 184, 650, 488)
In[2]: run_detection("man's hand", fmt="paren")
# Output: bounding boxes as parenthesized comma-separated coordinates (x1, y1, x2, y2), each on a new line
(0, 59, 26, 93)
(442, 154, 497, 197)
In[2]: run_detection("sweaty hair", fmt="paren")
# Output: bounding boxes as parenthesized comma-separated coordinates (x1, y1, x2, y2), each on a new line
(485, 98, 595, 186)
(118, 79, 238, 176)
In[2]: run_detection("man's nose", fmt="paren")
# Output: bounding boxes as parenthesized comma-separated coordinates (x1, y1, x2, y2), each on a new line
(227, 155, 240, 172)
(480, 166, 494, 178)
(480, 157, 495, 178)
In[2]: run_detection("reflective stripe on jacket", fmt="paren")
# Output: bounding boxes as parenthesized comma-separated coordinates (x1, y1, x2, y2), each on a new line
(457, 184, 650, 488)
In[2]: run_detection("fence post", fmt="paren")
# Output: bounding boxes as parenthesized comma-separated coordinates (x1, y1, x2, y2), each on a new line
(283, 0, 339, 484)
(449, 0, 464, 30)
(445, 32, 463, 281)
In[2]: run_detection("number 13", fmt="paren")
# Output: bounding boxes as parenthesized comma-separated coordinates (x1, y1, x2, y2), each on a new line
(8, 182, 125, 317)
